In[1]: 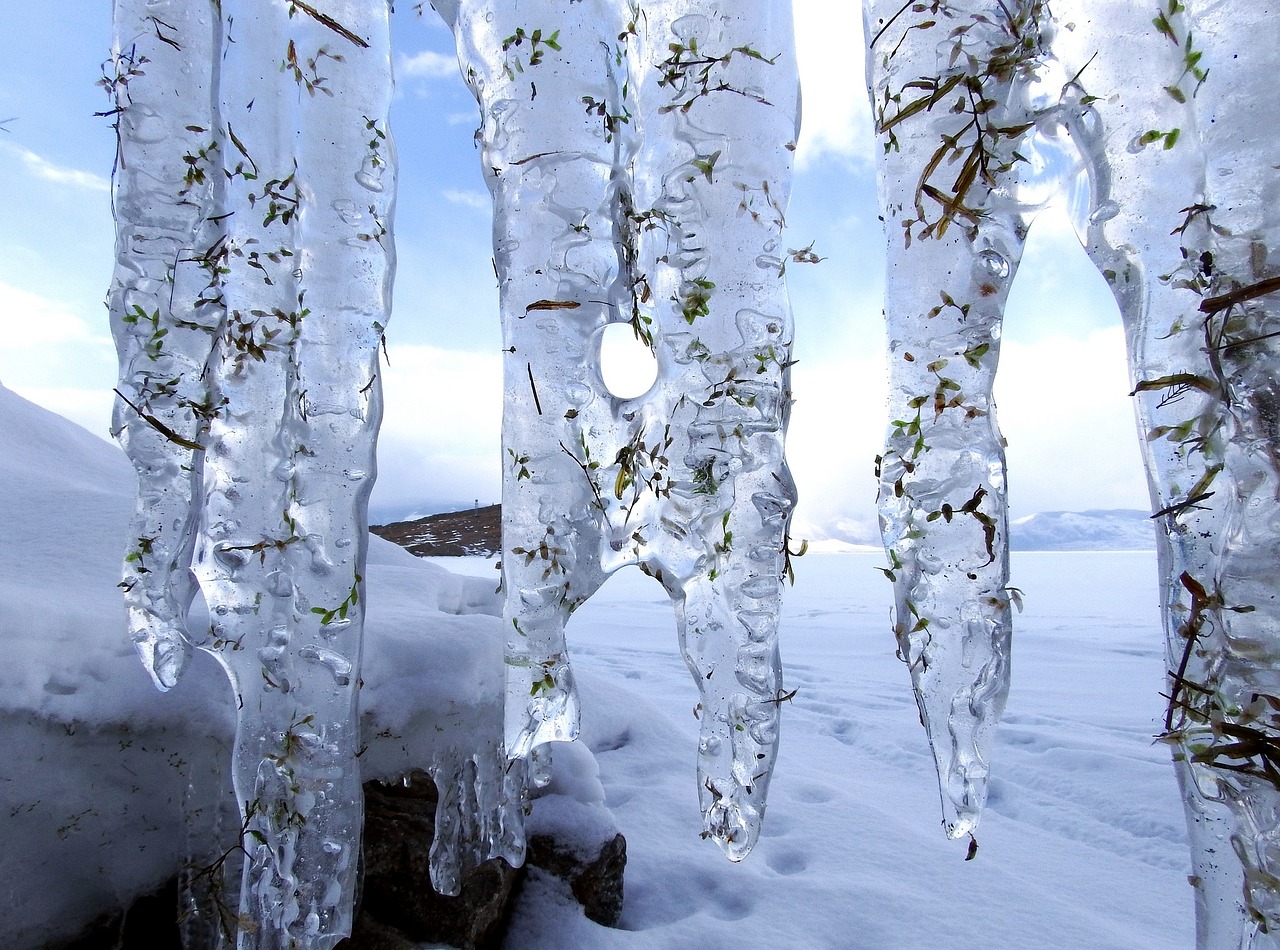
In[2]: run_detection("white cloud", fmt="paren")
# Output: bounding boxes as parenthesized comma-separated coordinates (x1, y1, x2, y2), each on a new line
(793, 0, 875, 170)
(442, 188, 489, 210)
(7, 384, 116, 444)
(372, 343, 503, 511)
(784, 324, 1149, 538)
(0, 142, 110, 193)
(398, 48, 459, 80)
(786, 353, 889, 533)
(995, 326, 1150, 517)
(0, 282, 117, 442)
(0, 289, 113, 453)
(0, 282, 111, 351)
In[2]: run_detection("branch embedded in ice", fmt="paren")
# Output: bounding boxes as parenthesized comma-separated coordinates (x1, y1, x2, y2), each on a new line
(867, 0, 1052, 840)
(442, 0, 801, 861)
(109, 0, 395, 943)
(106, 0, 221, 691)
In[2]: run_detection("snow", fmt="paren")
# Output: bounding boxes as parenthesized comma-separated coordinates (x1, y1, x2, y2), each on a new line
(1, 383, 545, 943)
(1, 383, 1193, 947)
(506, 550, 1192, 948)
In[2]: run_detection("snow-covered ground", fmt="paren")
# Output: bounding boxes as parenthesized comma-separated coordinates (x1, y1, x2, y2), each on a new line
(1, 383, 1193, 948)
(446, 550, 1192, 949)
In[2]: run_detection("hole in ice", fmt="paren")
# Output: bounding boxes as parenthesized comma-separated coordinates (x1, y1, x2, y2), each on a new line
(599, 322, 658, 399)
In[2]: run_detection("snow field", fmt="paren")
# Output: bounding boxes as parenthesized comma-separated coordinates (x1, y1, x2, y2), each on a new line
(0, 385, 1193, 948)
(497, 551, 1193, 948)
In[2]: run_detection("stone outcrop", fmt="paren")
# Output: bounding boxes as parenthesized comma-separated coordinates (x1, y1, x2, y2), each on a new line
(57, 770, 626, 950)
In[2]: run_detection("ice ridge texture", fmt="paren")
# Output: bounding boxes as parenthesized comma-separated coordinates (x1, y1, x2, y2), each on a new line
(866, 1, 1280, 945)
(436, 0, 801, 861)
(108, 0, 396, 945)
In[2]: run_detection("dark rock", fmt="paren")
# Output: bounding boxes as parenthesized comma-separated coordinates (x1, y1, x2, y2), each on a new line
(526, 831, 626, 926)
(56, 877, 182, 950)
(342, 770, 520, 950)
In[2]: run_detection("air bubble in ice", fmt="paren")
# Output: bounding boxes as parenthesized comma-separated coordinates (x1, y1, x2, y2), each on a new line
(976, 249, 1010, 281)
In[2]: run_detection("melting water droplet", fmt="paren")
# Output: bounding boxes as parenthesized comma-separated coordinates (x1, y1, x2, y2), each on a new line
(298, 645, 352, 686)
(354, 159, 384, 192)
(212, 542, 251, 573)
(740, 576, 779, 600)
(127, 105, 168, 144)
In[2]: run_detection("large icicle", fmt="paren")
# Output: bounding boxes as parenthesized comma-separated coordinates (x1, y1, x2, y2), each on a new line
(1028, 2, 1280, 941)
(436, 0, 620, 763)
(192, 1, 394, 943)
(866, 0, 1049, 840)
(1174, 2, 1280, 938)
(106, 0, 397, 943)
(439, 0, 800, 860)
(629, 0, 799, 859)
(107, 0, 220, 691)
(1048, 1, 1247, 942)
(867, 0, 1280, 939)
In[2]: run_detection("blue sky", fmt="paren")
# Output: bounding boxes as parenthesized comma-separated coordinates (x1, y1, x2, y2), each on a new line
(0, 1, 1149, 535)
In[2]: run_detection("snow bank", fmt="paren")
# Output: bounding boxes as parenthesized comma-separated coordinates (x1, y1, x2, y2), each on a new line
(0, 383, 603, 946)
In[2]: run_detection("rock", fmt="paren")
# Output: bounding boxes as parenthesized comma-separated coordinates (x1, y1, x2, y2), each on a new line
(346, 770, 628, 948)
(526, 830, 626, 926)
(343, 770, 520, 950)
(50, 768, 626, 950)
(56, 878, 182, 950)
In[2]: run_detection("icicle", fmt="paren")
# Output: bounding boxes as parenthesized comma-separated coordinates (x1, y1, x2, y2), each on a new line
(106, 0, 220, 691)
(866, 0, 1050, 839)
(868, 0, 1280, 938)
(426, 741, 529, 896)
(1048, 2, 1249, 943)
(181, 747, 241, 950)
(630, 0, 799, 860)
(1177, 2, 1280, 938)
(440, 0, 800, 861)
(439, 0, 619, 767)
(175, 1, 393, 945)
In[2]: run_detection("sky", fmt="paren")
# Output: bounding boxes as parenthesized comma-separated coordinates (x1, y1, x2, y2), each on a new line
(0, 1, 1150, 536)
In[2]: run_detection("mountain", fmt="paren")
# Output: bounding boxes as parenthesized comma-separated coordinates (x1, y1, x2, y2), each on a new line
(1010, 508, 1156, 551)
(372, 504, 501, 556)
(369, 505, 1159, 558)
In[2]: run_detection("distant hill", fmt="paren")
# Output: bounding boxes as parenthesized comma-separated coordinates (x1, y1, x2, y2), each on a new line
(372, 505, 1157, 557)
(371, 504, 501, 557)
(1010, 509, 1156, 551)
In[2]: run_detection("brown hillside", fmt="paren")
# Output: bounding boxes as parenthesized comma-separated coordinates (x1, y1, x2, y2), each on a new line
(371, 504, 501, 557)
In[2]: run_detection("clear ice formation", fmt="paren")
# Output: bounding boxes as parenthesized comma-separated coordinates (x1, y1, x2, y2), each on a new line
(866, 0, 1038, 840)
(109, 0, 397, 944)
(106, 0, 218, 692)
(108, 0, 799, 940)
(436, 0, 801, 859)
(868, 0, 1280, 943)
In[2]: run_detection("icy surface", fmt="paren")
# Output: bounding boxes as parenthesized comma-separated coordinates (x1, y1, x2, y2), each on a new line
(108, 0, 397, 943)
(106, 0, 219, 692)
(866, 0, 1042, 840)
(868, 0, 1280, 942)
(439, 0, 801, 860)
(1, 385, 1194, 949)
